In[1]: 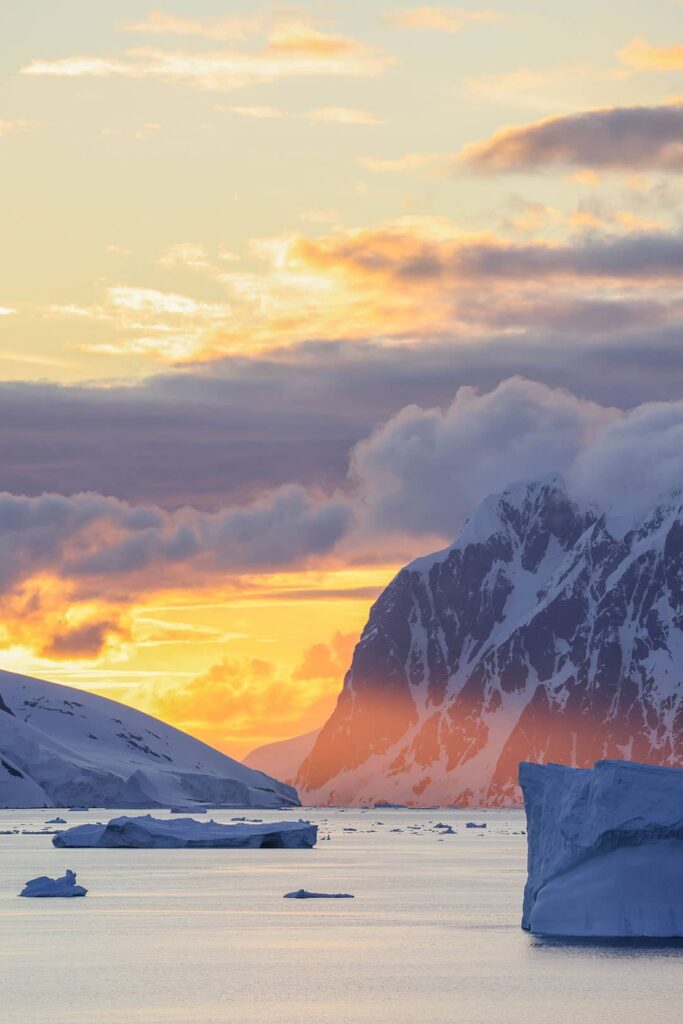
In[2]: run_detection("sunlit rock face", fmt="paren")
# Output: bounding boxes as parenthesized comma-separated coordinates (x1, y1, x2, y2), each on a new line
(520, 759, 683, 938)
(297, 477, 683, 806)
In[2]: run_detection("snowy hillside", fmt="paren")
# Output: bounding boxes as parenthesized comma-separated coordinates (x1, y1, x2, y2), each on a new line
(0, 670, 299, 809)
(296, 476, 683, 806)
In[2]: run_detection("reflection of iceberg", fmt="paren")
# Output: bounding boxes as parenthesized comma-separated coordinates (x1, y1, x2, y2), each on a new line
(520, 760, 683, 938)
(20, 869, 87, 898)
(53, 814, 317, 849)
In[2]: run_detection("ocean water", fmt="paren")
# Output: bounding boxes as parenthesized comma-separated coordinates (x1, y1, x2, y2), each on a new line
(0, 807, 681, 1024)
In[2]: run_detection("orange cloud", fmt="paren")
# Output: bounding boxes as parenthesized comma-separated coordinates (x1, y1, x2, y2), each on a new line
(387, 6, 502, 32)
(293, 632, 357, 681)
(150, 653, 343, 757)
(268, 22, 367, 58)
(618, 37, 683, 72)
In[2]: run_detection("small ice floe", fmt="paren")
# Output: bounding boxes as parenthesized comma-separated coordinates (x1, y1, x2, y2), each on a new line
(283, 889, 354, 899)
(169, 806, 207, 814)
(465, 822, 487, 829)
(20, 869, 87, 898)
(436, 825, 455, 834)
(46, 817, 67, 824)
(54, 814, 318, 849)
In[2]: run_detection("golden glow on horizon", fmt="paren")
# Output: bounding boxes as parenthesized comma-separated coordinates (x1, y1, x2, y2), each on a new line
(0, 564, 397, 758)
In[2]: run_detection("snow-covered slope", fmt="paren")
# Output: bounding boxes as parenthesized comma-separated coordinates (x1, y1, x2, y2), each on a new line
(0, 670, 299, 809)
(243, 729, 320, 784)
(296, 476, 683, 806)
(520, 759, 683, 937)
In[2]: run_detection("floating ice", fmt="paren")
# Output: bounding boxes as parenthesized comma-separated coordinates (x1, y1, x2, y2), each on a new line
(465, 822, 486, 829)
(20, 869, 87, 898)
(520, 759, 683, 938)
(283, 889, 354, 899)
(45, 817, 66, 824)
(53, 814, 317, 849)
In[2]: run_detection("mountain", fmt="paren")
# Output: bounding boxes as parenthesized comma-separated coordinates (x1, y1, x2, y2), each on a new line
(0, 670, 299, 808)
(243, 729, 320, 785)
(295, 476, 683, 806)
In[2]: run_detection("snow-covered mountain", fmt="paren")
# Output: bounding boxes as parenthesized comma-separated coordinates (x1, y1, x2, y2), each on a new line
(296, 476, 683, 806)
(0, 670, 299, 808)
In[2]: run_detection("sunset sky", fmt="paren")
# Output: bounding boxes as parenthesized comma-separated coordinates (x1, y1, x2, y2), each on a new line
(1, 1, 682, 757)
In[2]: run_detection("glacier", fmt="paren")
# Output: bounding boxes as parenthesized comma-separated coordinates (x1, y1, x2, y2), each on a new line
(53, 814, 318, 849)
(20, 869, 87, 898)
(520, 759, 683, 938)
(0, 669, 298, 809)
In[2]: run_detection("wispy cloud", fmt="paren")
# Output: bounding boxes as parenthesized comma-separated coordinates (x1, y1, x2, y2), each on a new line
(47, 284, 233, 360)
(359, 152, 449, 173)
(123, 11, 261, 41)
(386, 6, 502, 32)
(22, 24, 392, 91)
(223, 104, 285, 119)
(0, 119, 31, 136)
(0, 305, 17, 316)
(618, 37, 683, 72)
(107, 286, 228, 317)
(307, 107, 384, 125)
(223, 104, 384, 124)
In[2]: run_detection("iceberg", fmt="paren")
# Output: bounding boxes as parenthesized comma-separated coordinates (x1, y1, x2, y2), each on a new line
(283, 889, 354, 899)
(53, 814, 317, 849)
(20, 869, 87, 898)
(520, 759, 683, 938)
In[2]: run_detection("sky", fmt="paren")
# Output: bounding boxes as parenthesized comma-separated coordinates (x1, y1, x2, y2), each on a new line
(0, 1, 682, 758)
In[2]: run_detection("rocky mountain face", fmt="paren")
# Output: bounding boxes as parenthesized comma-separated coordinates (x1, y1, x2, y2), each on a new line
(0, 670, 299, 808)
(296, 477, 683, 806)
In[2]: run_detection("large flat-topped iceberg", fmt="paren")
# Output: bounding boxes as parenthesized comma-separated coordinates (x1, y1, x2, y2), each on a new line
(53, 814, 317, 849)
(520, 759, 683, 938)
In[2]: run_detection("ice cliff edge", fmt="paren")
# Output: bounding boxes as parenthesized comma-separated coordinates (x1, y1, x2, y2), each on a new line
(520, 759, 683, 938)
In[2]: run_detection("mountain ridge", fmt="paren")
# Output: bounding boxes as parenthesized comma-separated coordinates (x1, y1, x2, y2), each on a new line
(294, 477, 683, 806)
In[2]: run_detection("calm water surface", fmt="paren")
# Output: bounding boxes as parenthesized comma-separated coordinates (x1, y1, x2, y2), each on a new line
(0, 807, 681, 1024)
